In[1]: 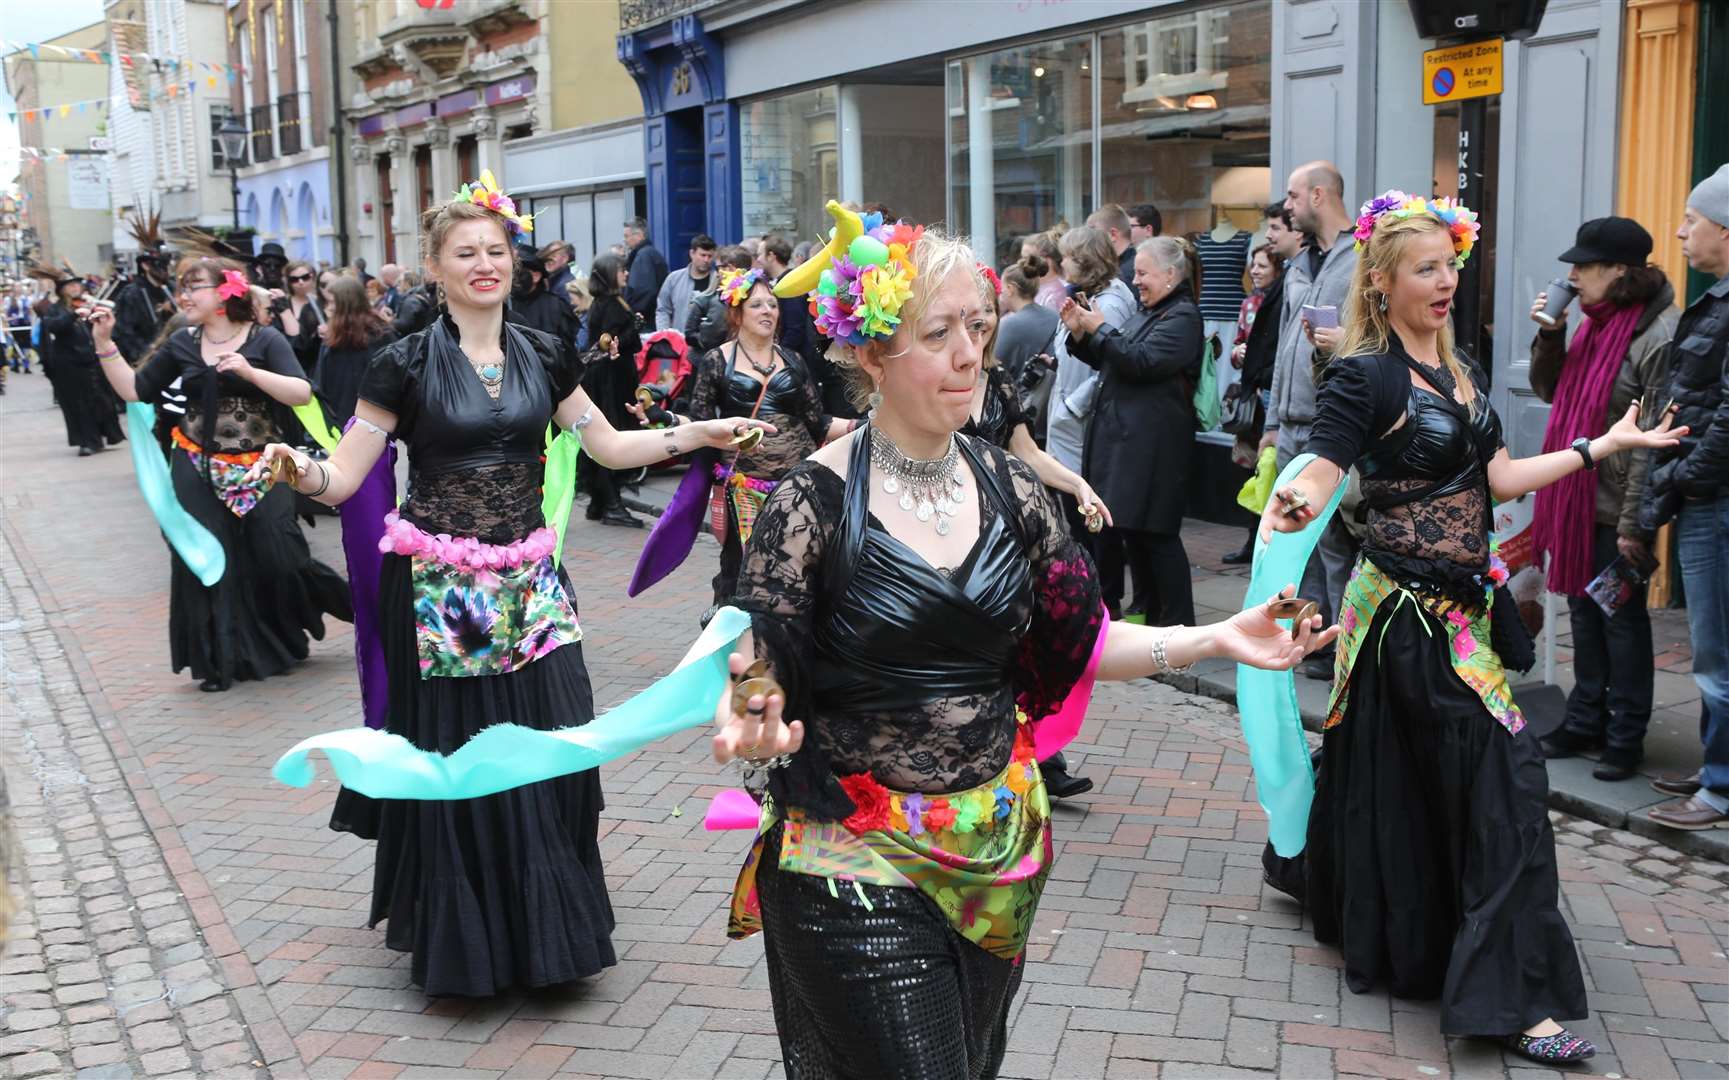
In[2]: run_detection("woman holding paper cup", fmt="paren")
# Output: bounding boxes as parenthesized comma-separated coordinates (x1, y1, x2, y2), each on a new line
(1527, 217, 1679, 781)
(245, 175, 774, 997)
(1261, 194, 1686, 1063)
(709, 208, 1337, 1077)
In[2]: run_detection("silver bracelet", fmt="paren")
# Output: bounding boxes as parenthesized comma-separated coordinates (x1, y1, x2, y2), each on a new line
(352, 416, 389, 438)
(730, 753, 794, 772)
(1150, 628, 1194, 675)
(571, 407, 594, 431)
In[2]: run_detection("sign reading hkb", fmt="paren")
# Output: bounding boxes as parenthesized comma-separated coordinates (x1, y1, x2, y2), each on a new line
(1422, 39, 1504, 105)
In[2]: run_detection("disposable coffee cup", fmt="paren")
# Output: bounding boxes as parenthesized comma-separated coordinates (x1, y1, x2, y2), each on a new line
(1535, 279, 1576, 327)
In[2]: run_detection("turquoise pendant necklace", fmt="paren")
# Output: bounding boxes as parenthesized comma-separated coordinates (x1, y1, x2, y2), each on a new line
(473, 359, 504, 396)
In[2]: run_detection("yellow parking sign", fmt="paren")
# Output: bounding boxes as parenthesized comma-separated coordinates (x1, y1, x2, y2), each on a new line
(1422, 39, 1504, 105)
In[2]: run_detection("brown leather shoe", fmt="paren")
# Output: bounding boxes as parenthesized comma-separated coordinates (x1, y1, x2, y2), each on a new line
(1647, 795, 1729, 831)
(1651, 770, 1702, 798)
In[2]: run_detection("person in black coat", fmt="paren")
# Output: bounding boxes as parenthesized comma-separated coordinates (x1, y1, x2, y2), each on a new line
(33, 273, 124, 456)
(391, 282, 438, 339)
(581, 252, 645, 527)
(506, 247, 578, 343)
(113, 253, 175, 363)
(1062, 236, 1203, 625)
(622, 217, 669, 326)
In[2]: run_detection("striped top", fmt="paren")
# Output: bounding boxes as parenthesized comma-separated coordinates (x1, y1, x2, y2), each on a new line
(1193, 231, 1253, 320)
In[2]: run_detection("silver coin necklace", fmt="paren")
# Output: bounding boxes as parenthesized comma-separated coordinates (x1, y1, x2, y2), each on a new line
(869, 423, 966, 537)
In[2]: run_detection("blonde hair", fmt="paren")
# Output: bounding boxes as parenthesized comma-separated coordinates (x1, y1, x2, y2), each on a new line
(834, 228, 979, 409)
(1336, 212, 1477, 412)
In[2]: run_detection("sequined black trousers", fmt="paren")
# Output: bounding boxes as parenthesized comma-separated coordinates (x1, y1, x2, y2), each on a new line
(756, 826, 1024, 1079)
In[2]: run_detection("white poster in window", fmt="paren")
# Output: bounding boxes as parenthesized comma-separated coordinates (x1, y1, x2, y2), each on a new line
(67, 156, 110, 211)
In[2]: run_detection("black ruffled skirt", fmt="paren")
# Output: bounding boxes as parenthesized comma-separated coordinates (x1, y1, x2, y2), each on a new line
(167, 452, 350, 684)
(1305, 598, 1587, 1035)
(330, 553, 616, 997)
(757, 826, 1021, 1079)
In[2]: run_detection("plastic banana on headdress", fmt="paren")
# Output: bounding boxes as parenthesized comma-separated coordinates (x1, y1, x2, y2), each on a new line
(453, 169, 534, 236)
(773, 200, 924, 345)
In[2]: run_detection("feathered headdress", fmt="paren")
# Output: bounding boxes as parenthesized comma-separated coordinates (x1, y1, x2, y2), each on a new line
(125, 207, 165, 260)
(24, 258, 77, 289)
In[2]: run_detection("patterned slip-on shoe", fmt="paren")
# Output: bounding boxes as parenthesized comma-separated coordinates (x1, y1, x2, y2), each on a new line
(1504, 1029, 1596, 1065)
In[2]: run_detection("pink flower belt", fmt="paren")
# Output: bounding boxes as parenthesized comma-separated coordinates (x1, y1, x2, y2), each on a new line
(379, 511, 558, 571)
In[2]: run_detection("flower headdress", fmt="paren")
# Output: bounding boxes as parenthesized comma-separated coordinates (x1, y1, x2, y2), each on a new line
(216, 269, 251, 300)
(1352, 189, 1480, 268)
(718, 266, 765, 306)
(772, 200, 924, 346)
(452, 169, 533, 236)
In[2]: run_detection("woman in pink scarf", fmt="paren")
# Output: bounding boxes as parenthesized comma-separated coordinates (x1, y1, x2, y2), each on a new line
(1528, 217, 1679, 781)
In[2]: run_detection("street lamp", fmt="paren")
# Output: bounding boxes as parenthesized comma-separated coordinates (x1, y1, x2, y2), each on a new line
(217, 113, 249, 230)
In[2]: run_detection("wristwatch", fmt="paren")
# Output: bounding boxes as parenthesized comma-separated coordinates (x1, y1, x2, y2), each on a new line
(1570, 436, 1596, 471)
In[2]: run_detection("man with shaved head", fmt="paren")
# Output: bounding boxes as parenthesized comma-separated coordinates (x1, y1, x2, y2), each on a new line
(1265, 159, 1360, 678)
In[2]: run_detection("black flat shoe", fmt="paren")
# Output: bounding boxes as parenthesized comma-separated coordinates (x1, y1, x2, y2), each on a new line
(1503, 1029, 1595, 1065)
(601, 506, 644, 529)
(1221, 546, 1253, 565)
(198, 677, 232, 693)
(1593, 753, 1640, 782)
(1540, 728, 1604, 760)
(1043, 770, 1094, 800)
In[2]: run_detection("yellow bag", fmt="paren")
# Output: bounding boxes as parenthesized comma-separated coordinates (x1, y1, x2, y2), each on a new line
(1237, 446, 1278, 514)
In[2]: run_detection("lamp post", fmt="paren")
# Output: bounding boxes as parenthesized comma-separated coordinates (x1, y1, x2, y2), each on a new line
(217, 114, 249, 231)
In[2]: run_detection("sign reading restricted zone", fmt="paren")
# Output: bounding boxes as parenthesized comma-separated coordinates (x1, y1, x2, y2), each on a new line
(1422, 39, 1503, 105)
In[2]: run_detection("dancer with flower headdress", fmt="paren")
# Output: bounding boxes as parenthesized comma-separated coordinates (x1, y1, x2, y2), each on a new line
(90, 254, 351, 692)
(629, 264, 854, 608)
(245, 173, 776, 996)
(1259, 192, 1687, 1062)
(706, 202, 1339, 1076)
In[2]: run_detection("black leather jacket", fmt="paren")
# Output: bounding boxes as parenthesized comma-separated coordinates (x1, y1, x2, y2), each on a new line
(1640, 275, 1729, 530)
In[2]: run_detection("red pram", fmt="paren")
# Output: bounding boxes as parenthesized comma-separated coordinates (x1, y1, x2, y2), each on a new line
(635, 329, 695, 470)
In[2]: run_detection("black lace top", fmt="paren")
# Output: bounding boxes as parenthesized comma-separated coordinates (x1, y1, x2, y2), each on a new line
(687, 342, 831, 479)
(359, 314, 580, 544)
(133, 324, 307, 453)
(735, 431, 1103, 819)
(960, 364, 1030, 450)
(1308, 339, 1506, 572)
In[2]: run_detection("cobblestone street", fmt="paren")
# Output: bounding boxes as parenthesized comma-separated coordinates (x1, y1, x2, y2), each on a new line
(3, 374, 1727, 1080)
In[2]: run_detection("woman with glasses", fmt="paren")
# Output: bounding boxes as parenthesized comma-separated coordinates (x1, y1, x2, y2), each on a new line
(88, 257, 352, 692)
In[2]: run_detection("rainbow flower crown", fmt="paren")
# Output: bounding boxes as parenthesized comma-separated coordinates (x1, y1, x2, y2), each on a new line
(718, 267, 766, 306)
(452, 170, 533, 236)
(772, 201, 924, 346)
(1353, 190, 1479, 268)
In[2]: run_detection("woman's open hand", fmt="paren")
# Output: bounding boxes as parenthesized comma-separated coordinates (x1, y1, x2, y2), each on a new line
(1214, 585, 1341, 671)
(712, 652, 803, 766)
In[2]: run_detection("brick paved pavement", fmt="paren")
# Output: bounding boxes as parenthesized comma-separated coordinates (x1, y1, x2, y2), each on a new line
(3, 375, 1727, 1079)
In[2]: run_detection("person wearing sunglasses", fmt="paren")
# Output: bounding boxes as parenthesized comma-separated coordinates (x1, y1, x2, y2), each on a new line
(272, 260, 323, 377)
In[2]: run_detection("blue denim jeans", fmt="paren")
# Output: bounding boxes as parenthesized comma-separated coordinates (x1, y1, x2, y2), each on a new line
(1677, 497, 1729, 801)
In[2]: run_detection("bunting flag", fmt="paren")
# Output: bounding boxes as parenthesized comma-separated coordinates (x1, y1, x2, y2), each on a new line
(0, 39, 244, 77)
(13, 76, 210, 128)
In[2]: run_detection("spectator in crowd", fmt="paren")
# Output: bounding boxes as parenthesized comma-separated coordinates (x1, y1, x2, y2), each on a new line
(351, 257, 373, 285)
(995, 262, 1061, 392)
(739, 235, 762, 263)
(390, 275, 438, 339)
(1129, 203, 1163, 246)
(1528, 218, 1677, 782)
(378, 263, 403, 312)
(1020, 231, 1068, 311)
(581, 252, 645, 528)
(1641, 163, 1729, 830)
(1062, 236, 1203, 625)
(1222, 241, 1290, 564)
(566, 280, 593, 349)
(1266, 159, 1360, 678)
(623, 217, 669, 325)
(1046, 225, 1139, 545)
(273, 260, 324, 378)
(685, 246, 754, 355)
(507, 246, 579, 342)
(540, 240, 576, 301)
(656, 233, 717, 332)
(1087, 203, 1137, 287)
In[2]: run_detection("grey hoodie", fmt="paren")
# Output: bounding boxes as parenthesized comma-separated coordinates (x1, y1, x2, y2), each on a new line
(1268, 230, 1357, 442)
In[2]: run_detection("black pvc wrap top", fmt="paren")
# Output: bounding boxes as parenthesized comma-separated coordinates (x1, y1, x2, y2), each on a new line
(733, 430, 1104, 820)
(686, 343, 831, 480)
(1308, 339, 1506, 573)
(358, 314, 581, 543)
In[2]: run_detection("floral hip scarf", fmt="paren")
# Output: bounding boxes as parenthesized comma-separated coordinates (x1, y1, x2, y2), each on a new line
(710, 463, 777, 547)
(380, 511, 582, 679)
(172, 428, 271, 517)
(728, 714, 1051, 960)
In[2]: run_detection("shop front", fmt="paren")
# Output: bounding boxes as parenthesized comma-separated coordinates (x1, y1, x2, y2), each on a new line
(503, 119, 646, 279)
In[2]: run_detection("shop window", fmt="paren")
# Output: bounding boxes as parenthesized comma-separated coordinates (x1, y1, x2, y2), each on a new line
(742, 87, 838, 247)
(456, 135, 478, 187)
(415, 145, 434, 219)
(947, 36, 1093, 270)
(1098, 1, 1271, 239)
